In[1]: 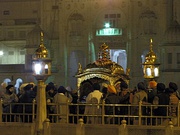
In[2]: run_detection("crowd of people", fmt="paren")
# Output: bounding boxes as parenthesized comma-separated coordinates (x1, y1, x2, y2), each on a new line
(0, 80, 179, 126)
(83, 81, 179, 125)
(0, 82, 75, 123)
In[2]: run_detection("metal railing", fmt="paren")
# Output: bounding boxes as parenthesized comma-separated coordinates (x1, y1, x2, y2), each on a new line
(0, 99, 179, 126)
(0, 99, 36, 123)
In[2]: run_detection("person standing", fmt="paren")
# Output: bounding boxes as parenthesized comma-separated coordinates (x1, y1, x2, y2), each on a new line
(153, 83, 169, 125)
(46, 83, 57, 103)
(169, 82, 179, 99)
(69, 89, 78, 124)
(147, 80, 157, 104)
(131, 82, 148, 125)
(18, 84, 36, 122)
(84, 83, 103, 124)
(104, 85, 119, 124)
(53, 86, 72, 123)
(45, 83, 57, 122)
(85, 83, 103, 104)
(2, 85, 18, 122)
(118, 81, 130, 124)
(168, 84, 179, 126)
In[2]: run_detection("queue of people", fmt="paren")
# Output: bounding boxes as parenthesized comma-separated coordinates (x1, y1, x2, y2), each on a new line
(82, 81, 179, 125)
(0, 80, 179, 126)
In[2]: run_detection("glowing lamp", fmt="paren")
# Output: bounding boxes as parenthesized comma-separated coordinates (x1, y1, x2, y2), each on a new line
(142, 39, 160, 79)
(32, 32, 51, 80)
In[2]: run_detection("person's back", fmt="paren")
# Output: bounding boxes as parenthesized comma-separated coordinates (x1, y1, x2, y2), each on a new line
(84, 83, 102, 124)
(119, 81, 130, 115)
(104, 85, 119, 124)
(105, 91, 119, 115)
(86, 90, 102, 104)
(147, 81, 157, 104)
(165, 87, 178, 126)
(169, 93, 179, 126)
(53, 94, 69, 115)
(153, 83, 169, 116)
(132, 90, 148, 115)
(168, 82, 179, 117)
(53, 86, 71, 123)
(18, 84, 36, 122)
(169, 93, 179, 116)
(131, 82, 148, 125)
(153, 93, 169, 116)
(85, 83, 103, 104)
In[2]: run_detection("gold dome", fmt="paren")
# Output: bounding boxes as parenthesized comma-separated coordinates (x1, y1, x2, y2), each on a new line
(75, 43, 129, 89)
(78, 43, 125, 76)
(35, 32, 48, 58)
(85, 43, 124, 75)
(144, 39, 157, 64)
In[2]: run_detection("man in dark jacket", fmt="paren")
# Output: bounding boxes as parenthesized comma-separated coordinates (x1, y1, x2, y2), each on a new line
(105, 84, 130, 124)
(118, 81, 130, 124)
(105, 85, 120, 124)
(153, 83, 169, 125)
(18, 84, 36, 122)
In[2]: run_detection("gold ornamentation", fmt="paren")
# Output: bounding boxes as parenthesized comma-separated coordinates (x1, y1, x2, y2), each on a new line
(35, 31, 48, 58)
(75, 43, 130, 90)
(126, 68, 130, 75)
(77, 63, 82, 74)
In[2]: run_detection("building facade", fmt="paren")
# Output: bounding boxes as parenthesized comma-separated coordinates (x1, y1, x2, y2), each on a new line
(0, 0, 179, 90)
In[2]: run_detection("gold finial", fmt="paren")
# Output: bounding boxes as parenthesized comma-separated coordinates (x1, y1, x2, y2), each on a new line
(95, 43, 112, 66)
(35, 31, 48, 58)
(150, 38, 153, 52)
(126, 68, 130, 76)
(99, 43, 110, 60)
(40, 31, 44, 46)
(78, 63, 82, 74)
(144, 38, 157, 64)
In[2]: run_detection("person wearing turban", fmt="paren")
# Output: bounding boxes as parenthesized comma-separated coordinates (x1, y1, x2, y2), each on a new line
(147, 80, 158, 104)
(105, 84, 130, 124)
(149, 80, 157, 90)
(107, 85, 117, 94)
(105, 85, 120, 124)
(2, 85, 18, 122)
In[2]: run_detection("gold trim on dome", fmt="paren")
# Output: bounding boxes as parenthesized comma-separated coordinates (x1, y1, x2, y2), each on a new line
(77, 74, 110, 88)
(75, 43, 130, 89)
(144, 39, 157, 64)
(95, 43, 112, 66)
(35, 32, 48, 58)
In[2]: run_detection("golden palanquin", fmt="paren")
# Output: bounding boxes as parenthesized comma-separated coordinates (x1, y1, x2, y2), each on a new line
(75, 43, 130, 99)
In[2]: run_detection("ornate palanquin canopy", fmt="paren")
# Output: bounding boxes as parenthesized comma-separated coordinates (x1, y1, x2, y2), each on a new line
(75, 43, 130, 89)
